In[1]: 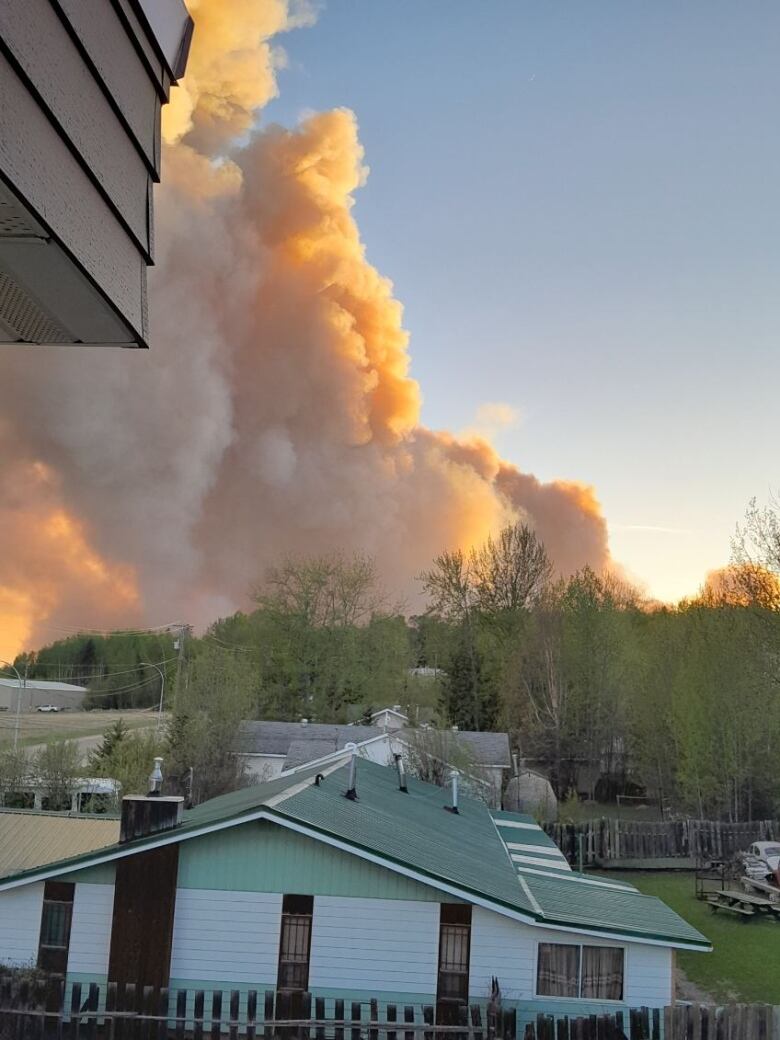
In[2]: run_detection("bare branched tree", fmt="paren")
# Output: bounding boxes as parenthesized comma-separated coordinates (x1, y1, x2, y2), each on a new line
(733, 495, 780, 578)
(470, 523, 553, 613)
(255, 552, 386, 628)
(419, 548, 475, 622)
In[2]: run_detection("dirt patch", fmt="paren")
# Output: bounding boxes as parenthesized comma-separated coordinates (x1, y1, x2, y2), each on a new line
(675, 965, 717, 1004)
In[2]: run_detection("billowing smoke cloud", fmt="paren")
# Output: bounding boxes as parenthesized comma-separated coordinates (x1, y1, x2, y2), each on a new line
(0, 1, 610, 657)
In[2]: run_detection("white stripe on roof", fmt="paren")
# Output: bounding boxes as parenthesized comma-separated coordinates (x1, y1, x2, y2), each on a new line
(511, 853, 571, 870)
(516, 866, 637, 891)
(494, 819, 539, 830)
(506, 841, 565, 857)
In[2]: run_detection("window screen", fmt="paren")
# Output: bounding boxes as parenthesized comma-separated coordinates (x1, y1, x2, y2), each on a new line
(277, 895, 313, 993)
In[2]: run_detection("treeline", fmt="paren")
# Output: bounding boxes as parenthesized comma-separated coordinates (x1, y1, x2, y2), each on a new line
(12, 516, 780, 820)
(15, 631, 177, 709)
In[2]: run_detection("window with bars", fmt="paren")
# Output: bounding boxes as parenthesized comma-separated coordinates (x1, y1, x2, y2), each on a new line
(437, 904, 471, 1010)
(276, 895, 313, 993)
(536, 942, 624, 1001)
(37, 881, 74, 976)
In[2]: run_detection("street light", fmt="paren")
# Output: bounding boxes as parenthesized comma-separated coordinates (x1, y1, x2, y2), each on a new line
(0, 661, 25, 750)
(141, 661, 165, 735)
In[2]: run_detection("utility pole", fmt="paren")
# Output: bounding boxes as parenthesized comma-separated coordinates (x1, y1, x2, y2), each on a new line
(1, 662, 25, 751)
(141, 661, 165, 735)
(171, 623, 189, 714)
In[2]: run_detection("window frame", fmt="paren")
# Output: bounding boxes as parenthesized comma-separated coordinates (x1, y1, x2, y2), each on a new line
(534, 940, 625, 1003)
(37, 881, 75, 976)
(276, 894, 314, 996)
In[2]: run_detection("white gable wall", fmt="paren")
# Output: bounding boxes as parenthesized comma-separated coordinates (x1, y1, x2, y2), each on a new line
(308, 896, 439, 996)
(67, 883, 115, 975)
(170, 889, 283, 985)
(0, 881, 43, 965)
(470, 907, 672, 1007)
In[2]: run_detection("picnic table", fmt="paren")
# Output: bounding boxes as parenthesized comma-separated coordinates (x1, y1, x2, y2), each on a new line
(707, 889, 780, 918)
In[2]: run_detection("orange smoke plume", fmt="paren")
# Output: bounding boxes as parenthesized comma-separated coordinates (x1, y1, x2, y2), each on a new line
(0, 0, 611, 655)
(0, 462, 139, 660)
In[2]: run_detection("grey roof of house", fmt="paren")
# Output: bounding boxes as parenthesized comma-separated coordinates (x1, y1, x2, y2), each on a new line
(236, 720, 511, 769)
(236, 722, 383, 757)
(283, 739, 338, 769)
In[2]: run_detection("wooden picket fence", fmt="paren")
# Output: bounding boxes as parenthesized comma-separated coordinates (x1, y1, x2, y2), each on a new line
(1, 979, 778, 1040)
(0, 979, 516, 1040)
(526, 1003, 780, 1038)
(545, 818, 780, 866)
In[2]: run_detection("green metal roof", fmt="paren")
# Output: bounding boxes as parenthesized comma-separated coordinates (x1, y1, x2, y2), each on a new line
(0, 759, 709, 950)
(523, 871, 707, 947)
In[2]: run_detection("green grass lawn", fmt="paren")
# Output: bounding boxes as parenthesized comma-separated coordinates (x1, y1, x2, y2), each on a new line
(610, 871, 780, 1004)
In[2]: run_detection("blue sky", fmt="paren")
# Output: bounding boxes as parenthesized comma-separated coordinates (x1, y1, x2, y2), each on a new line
(264, 1, 780, 601)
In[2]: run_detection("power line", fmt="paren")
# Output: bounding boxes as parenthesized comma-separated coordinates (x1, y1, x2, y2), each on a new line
(29, 620, 187, 638)
(3, 657, 178, 680)
(202, 633, 261, 654)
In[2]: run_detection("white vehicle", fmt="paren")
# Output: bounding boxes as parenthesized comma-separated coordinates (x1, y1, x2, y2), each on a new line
(743, 842, 780, 885)
(35, 704, 61, 713)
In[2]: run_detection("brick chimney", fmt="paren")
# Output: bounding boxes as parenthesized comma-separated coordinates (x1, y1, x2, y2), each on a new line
(119, 757, 184, 843)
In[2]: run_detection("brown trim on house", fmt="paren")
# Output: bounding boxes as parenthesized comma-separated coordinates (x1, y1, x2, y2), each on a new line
(107, 844, 179, 995)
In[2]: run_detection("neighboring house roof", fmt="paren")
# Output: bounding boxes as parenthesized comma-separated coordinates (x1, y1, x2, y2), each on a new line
(0, 759, 709, 951)
(370, 707, 408, 723)
(0, 809, 119, 877)
(236, 721, 382, 757)
(283, 740, 336, 770)
(0, 678, 87, 693)
(236, 720, 511, 769)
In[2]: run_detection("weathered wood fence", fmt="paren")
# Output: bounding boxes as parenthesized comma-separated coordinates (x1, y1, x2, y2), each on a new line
(0, 980, 516, 1040)
(1, 980, 778, 1040)
(527, 1003, 780, 1038)
(545, 818, 780, 866)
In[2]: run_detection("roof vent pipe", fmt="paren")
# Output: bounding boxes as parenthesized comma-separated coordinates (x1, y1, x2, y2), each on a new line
(449, 769, 460, 814)
(148, 757, 164, 797)
(345, 742, 358, 800)
(394, 753, 408, 793)
(512, 752, 519, 777)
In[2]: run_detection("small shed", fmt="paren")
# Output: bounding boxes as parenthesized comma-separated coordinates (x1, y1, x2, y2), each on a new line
(504, 769, 558, 821)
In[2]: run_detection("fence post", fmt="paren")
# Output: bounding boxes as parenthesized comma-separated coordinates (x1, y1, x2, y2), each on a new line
(264, 992, 275, 1040)
(422, 1005, 434, 1040)
(175, 990, 187, 1040)
(334, 999, 344, 1040)
(246, 991, 257, 1040)
(403, 1005, 414, 1040)
(386, 1003, 397, 1040)
(193, 990, 204, 1040)
(314, 998, 325, 1040)
(350, 1001, 361, 1040)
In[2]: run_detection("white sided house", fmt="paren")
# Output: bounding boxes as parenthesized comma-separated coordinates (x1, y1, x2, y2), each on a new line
(0, 758, 708, 1033)
(236, 720, 512, 804)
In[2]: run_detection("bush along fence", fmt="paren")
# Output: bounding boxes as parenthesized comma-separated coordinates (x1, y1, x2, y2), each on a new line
(545, 818, 780, 866)
(0, 980, 779, 1040)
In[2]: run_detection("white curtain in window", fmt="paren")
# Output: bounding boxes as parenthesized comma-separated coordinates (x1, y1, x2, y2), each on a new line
(581, 945, 624, 1001)
(536, 943, 580, 998)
